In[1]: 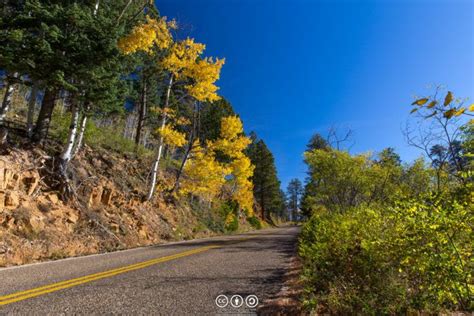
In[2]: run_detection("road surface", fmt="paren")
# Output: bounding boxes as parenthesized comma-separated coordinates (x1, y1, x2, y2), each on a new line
(0, 226, 300, 315)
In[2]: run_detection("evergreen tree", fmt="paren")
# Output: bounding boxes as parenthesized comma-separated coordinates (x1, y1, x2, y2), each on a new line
(286, 178, 303, 221)
(198, 98, 235, 143)
(246, 135, 284, 220)
(301, 133, 329, 217)
(306, 133, 330, 152)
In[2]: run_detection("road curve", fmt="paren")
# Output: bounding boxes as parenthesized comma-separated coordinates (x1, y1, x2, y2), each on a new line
(0, 226, 300, 315)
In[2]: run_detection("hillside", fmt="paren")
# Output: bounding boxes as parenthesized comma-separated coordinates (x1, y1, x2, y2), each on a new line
(1, 135, 255, 266)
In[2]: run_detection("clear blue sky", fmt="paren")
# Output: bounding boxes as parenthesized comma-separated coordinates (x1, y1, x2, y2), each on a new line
(157, 0, 474, 189)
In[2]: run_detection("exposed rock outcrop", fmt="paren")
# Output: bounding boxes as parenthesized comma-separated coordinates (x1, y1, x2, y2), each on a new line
(0, 146, 210, 267)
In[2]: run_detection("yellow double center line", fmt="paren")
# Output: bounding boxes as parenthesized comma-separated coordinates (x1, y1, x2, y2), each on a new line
(0, 245, 221, 306)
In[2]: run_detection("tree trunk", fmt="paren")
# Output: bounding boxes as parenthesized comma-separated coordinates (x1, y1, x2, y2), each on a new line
(0, 127, 7, 147)
(93, 0, 100, 15)
(170, 102, 200, 194)
(32, 87, 58, 144)
(135, 80, 147, 146)
(73, 101, 90, 157)
(146, 75, 173, 201)
(170, 134, 194, 194)
(59, 96, 80, 167)
(26, 83, 39, 138)
(0, 73, 18, 124)
(117, 0, 133, 24)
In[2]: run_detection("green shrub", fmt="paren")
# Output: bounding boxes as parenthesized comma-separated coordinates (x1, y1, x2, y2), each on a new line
(299, 206, 407, 314)
(49, 109, 71, 142)
(220, 201, 239, 232)
(224, 213, 239, 232)
(299, 196, 473, 314)
(85, 120, 152, 157)
(247, 216, 262, 229)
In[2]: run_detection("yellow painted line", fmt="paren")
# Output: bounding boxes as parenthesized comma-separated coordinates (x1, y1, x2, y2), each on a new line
(0, 245, 219, 306)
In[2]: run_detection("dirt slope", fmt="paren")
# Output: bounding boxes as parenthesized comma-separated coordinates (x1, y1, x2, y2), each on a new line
(0, 143, 216, 266)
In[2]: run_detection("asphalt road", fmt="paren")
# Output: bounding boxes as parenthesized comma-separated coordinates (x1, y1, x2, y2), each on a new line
(0, 226, 300, 315)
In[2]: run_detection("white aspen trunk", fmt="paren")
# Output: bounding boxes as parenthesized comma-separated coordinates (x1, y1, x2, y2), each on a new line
(59, 97, 65, 114)
(117, 0, 133, 24)
(73, 114, 87, 157)
(143, 129, 149, 147)
(26, 83, 38, 137)
(0, 73, 18, 123)
(60, 100, 80, 164)
(130, 113, 137, 140)
(93, 0, 100, 15)
(123, 114, 130, 138)
(146, 75, 173, 201)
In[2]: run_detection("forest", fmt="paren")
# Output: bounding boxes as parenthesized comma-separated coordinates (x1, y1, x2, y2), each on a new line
(298, 91, 473, 313)
(0, 1, 288, 265)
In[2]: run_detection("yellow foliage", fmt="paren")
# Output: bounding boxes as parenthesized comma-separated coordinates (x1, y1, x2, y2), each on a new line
(180, 143, 231, 201)
(427, 101, 437, 108)
(162, 38, 206, 77)
(443, 109, 456, 119)
(225, 213, 237, 226)
(176, 117, 191, 126)
(229, 156, 255, 214)
(118, 16, 175, 54)
(454, 108, 465, 117)
(179, 116, 254, 214)
(211, 116, 255, 213)
(211, 116, 251, 158)
(221, 115, 244, 140)
(161, 38, 224, 102)
(183, 58, 225, 102)
(153, 107, 178, 118)
(444, 91, 453, 106)
(411, 98, 429, 106)
(158, 125, 186, 147)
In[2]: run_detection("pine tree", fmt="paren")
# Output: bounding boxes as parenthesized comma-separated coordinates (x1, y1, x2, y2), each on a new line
(286, 178, 303, 221)
(246, 135, 284, 220)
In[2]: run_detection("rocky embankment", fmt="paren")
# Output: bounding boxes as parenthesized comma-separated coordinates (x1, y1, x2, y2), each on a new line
(0, 145, 208, 266)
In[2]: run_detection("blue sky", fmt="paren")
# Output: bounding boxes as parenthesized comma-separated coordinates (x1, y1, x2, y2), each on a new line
(157, 0, 474, 189)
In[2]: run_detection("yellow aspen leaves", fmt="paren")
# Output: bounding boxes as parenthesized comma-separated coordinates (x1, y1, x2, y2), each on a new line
(211, 116, 251, 158)
(181, 143, 231, 201)
(454, 108, 466, 117)
(225, 213, 237, 226)
(427, 101, 437, 108)
(229, 155, 255, 214)
(219, 115, 243, 140)
(183, 58, 225, 102)
(211, 116, 254, 213)
(163, 39, 224, 102)
(444, 91, 453, 106)
(162, 38, 206, 77)
(412, 98, 429, 106)
(175, 117, 191, 126)
(410, 90, 473, 120)
(157, 125, 186, 147)
(180, 116, 255, 214)
(118, 16, 175, 54)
